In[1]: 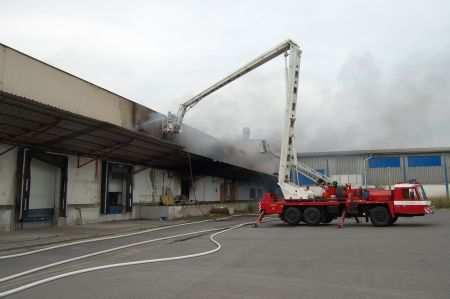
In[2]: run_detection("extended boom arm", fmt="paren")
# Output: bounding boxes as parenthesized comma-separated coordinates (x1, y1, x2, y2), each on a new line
(162, 39, 320, 199)
(163, 40, 300, 135)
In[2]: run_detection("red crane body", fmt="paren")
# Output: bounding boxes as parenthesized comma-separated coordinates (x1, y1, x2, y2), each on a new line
(258, 182, 432, 227)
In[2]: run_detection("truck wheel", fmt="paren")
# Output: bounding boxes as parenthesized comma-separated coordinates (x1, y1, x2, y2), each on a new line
(283, 207, 301, 225)
(389, 216, 398, 225)
(369, 206, 392, 227)
(303, 207, 321, 225)
(321, 213, 334, 224)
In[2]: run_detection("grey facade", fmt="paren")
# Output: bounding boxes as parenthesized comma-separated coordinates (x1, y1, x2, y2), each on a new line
(299, 148, 450, 199)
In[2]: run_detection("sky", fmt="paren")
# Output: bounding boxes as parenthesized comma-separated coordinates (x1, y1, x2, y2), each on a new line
(1, 0, 450, 152)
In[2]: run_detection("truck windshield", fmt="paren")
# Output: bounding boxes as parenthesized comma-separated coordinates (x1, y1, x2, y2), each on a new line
(418, 185, 428, 200)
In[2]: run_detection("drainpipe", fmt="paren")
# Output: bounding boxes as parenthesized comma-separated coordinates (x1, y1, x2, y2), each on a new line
(443, 156, 449, 200)
(364, 155, 373, 189)
(402, 156, 407, 182)
(387, 167, 391, 190)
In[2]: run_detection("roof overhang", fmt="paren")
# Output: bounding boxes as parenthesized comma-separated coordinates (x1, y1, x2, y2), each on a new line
(0, 91, 272, 181)
(0, 91, 187, 169)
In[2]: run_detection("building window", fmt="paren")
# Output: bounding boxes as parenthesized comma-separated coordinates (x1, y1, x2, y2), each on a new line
(249, 188, 256, 200)
(369, 157, 401, 168)
(408, 155, 441, 167)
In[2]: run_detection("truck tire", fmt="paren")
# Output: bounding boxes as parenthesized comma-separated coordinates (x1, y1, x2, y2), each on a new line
(369, 206, 392, 227)
(321, 213, 334, 224)
(303, 207, 321, 225)
(389, 216, 398, 225)
(283, 207, 302, 225)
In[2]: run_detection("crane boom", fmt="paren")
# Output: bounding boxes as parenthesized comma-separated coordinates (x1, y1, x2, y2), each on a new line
(160, 39, 323, 199)
(277, 46, 334, 198)
(297, 162, 332, 185)
(162, 40, 300, 135)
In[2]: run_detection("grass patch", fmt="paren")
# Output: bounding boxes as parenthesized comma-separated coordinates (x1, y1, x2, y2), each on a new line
(431, 197, 450, 209)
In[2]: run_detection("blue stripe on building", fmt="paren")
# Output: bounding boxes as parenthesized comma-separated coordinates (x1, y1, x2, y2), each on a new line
(369, 156, 401, 168)
(407, 155, 441, 167)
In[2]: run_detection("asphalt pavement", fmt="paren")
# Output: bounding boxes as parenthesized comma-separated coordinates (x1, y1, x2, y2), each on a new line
(0, 212, 449, 299)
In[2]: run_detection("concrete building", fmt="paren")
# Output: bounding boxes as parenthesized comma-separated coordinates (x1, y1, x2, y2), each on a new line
(0, 43, 274, 231)
(298, 148, 450, 199)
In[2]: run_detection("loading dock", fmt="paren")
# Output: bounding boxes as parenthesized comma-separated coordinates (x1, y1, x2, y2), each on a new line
(100, 161, 133, 214)
(0, 92, 272, 230)
(15, 148, 68, 225)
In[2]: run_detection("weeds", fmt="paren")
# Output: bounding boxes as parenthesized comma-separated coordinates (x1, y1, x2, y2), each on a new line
(431, 197, 450, 209)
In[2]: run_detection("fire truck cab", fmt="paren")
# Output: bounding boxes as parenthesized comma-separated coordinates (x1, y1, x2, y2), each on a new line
(391, 183, 432, 216)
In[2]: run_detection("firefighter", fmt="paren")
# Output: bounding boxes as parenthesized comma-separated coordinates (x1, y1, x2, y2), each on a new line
(255, 208, 264, 227)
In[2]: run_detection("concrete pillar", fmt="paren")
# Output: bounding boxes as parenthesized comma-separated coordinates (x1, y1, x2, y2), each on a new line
(0, 144, 17, 231)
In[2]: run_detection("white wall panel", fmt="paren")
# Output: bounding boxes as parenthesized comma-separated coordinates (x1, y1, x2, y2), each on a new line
(66, 156, 100, 205)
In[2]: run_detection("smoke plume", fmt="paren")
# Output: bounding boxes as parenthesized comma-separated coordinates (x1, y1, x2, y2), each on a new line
(184, 50, 450, 155)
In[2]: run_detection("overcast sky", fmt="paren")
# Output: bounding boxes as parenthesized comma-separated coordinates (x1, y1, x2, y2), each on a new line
(1, 1, 449, 152)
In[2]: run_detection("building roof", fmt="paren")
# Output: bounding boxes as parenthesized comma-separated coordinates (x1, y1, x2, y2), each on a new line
(0, 91, 185, 167)
(299, 147, 450, 158)
(0, 91, 273, 181)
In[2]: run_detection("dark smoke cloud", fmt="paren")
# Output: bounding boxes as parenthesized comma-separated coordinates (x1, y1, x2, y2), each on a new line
(185, 50, 450, 157)
(300, 50, 450, 152)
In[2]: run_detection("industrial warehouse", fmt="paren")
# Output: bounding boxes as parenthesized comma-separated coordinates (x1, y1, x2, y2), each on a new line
(298, 148, 450, 199)
(0, 43, 273, 232)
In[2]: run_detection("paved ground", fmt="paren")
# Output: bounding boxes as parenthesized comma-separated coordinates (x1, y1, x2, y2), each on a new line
(0, 217, 213, 252)
(0, 211, 449, 299)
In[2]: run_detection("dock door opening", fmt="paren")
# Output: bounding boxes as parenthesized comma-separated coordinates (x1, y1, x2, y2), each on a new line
(100, 161, 133, 214)
(220, 180, 238, 202)
(15, 148, 68, 225)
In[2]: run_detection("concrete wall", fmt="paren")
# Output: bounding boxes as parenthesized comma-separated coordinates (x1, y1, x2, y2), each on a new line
(66, 157, 101, 205)
(0, 145, 16, 206)
(140, 201, 258, 220)
(133, 168, 181, 205)
(65, 156, 102, 225)
(190, 176, 221, 202)
(238, 181, 265, 201)
(0, 44, 142, 129)
(66, 162, 185, 225)
(0, 145, 17, 231)
(0, 143, 267, 230)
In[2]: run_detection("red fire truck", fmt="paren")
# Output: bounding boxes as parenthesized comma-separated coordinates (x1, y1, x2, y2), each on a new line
(258, 182, 433, 227)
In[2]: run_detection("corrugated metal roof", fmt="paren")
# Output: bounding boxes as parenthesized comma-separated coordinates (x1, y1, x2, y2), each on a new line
(0, 91, 185, 168)
(299, 147, 450, 158)
(0, 91, 272, 181)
